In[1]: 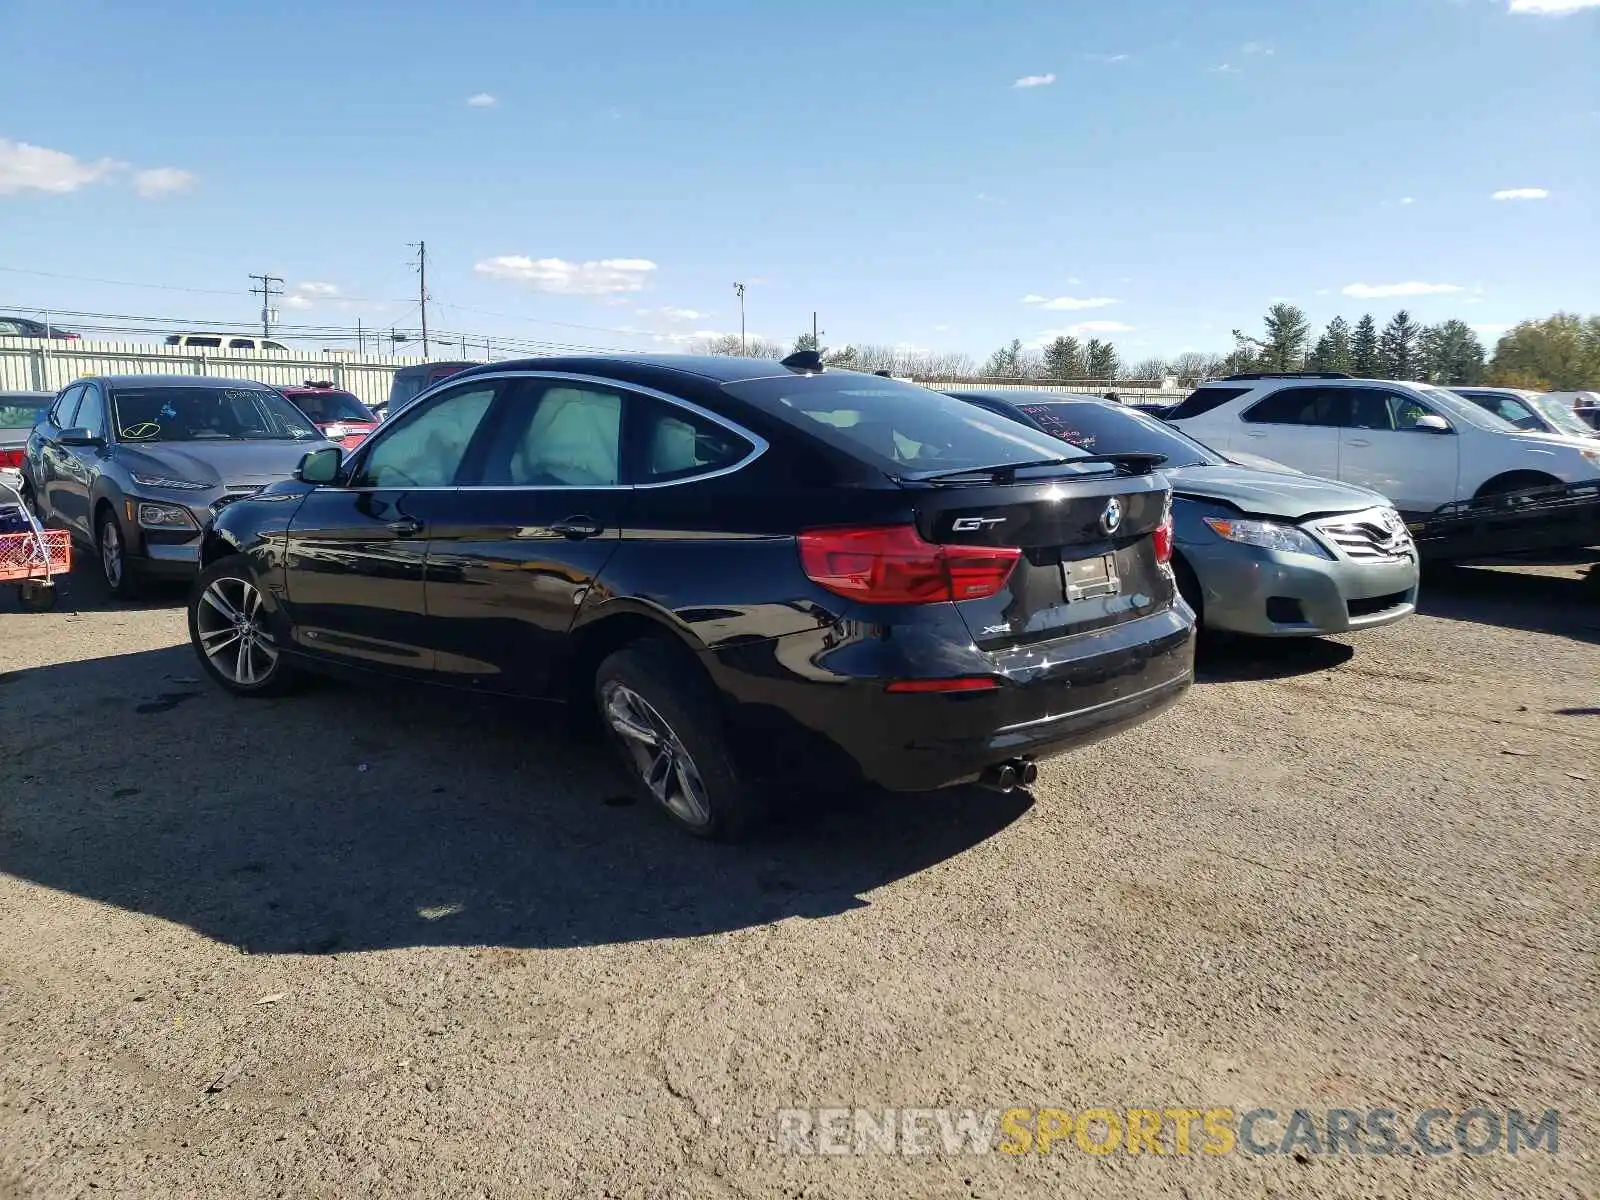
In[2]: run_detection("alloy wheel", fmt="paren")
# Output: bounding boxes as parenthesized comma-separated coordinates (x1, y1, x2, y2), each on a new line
(599, 681, 713, 828)
(100, 522, 123, 589)
(195, 576, 280, 686)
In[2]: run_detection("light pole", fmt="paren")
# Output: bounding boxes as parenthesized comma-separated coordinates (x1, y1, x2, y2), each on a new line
(733, 282, 746, 354)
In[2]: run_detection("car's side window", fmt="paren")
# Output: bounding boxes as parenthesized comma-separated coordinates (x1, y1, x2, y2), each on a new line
(351, 382, 499, 488)
(479, 380, 623, 487)
(74, 385, 107, 439)
(50, 385, 85, 429)
(1385, 393, 1446, 432)
(629, 394, 753, 484)
(263, 341, 287, 352)
(228, 338, 256, 349)
(0, 320, 23, 336)
(1344, 388, 1394, 431)
(1241, 387, 1345, 426)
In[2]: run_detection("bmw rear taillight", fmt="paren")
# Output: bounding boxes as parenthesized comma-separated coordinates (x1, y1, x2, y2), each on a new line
(0, 449, 22, 470)
(1153, 513, 1173, 564)
(798, 524, 1020, 604)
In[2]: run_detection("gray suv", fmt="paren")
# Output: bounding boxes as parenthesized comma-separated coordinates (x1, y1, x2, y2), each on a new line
(22, 375, 331, 597)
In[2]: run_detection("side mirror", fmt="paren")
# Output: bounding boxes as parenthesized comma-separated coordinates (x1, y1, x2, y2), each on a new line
(58, 427, 104, 448)
(296, 446, 343, 485)
(1413, 414, 1451, 434)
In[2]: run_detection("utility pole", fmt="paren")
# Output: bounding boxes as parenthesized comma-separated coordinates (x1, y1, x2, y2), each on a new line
(248, 273, 283, 338)
(408, 240, 430, 357)
(812, 311, 823, 353)
(733, 282, 746, 354)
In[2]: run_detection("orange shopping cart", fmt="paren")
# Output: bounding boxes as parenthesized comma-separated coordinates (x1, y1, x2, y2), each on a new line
(0, 479, 69, 611)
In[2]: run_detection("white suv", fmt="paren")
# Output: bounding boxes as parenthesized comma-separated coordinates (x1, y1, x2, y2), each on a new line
(1167, 373, 1600, 518)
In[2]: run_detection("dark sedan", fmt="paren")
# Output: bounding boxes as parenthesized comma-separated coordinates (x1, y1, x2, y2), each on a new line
(22, 375, 331, 597)
(192, 354, 1195, 839)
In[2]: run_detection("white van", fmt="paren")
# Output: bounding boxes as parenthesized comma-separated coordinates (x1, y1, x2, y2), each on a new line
(165, 333, 290, 352)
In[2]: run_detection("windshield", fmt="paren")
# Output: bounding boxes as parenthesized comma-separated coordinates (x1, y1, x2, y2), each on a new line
(1007, 398, 1224, 468)
(289, 389, 375, 423)
(1417, 386, 1518, 433)
(1527, 394, 1596, 438)
(110, 386, 323, 443)
(723, 374, 1110, 477)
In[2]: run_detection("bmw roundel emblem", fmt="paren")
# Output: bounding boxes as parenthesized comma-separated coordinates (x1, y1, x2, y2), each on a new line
(1101, 497, 1123, 535)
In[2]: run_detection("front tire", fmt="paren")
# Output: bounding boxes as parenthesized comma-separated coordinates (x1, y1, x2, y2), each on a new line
(96, 508, 141, 600)
(594, 639, 760, 840)
(188, 555, 300, 696)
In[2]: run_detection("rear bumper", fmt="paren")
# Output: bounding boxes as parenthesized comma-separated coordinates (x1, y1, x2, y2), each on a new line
(1181, 540, 1419, 636)
(703, 605, 1196, 793)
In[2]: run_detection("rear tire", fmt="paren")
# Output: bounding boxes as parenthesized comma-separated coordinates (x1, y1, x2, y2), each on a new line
(593, 639, 760, 840)
(188, 555, 301, 697)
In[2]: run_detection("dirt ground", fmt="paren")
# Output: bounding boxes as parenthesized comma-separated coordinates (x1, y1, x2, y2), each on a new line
(1, 560, 1596, 1199)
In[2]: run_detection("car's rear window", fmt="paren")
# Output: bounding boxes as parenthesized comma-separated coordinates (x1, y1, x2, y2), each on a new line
(722, 374, 1106, 476)
(1166, 385, 1251, 421)
(289, 389, 375, 423)
(0, 401, 48, 427)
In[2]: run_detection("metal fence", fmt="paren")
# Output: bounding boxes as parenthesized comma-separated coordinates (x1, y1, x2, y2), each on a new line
(0, 339, 428, 407)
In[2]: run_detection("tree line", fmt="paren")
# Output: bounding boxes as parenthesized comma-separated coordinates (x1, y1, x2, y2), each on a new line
(694, 311, 1600, 390)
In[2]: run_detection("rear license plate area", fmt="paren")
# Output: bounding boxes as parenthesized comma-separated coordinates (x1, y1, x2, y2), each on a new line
(1062, 553, 1120, 602)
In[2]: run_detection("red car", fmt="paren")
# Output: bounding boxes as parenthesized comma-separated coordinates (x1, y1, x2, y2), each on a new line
(278, 382, 380, 450)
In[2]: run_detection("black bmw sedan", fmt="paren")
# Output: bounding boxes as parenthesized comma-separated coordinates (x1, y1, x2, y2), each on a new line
(191, 354, 1195, 838)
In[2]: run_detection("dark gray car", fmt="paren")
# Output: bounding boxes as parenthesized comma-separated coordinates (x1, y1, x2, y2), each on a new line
(22, 375, 331, 597)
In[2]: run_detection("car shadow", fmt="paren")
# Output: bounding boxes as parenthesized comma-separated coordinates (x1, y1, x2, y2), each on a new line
(2, 556, 187, 615)
(1419, 562, 1600, 645)
(0, 646, 1033, 955)
(1193, 633, 1355, 683)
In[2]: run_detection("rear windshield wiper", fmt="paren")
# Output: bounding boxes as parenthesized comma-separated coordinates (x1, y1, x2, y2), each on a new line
(910, 451, 1168, 484)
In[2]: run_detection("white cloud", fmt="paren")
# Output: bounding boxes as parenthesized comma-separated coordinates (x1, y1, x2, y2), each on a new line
(1490, 187, 1549, 200)
(132, 167, 196, 198)
(473, 255, 658, 295)
(283, 281, 343, 310)
(932, 323, 951, 332)
(658, 306, 707, 321)
(1341, 281, 1464, 299)
(1314, 288, 1332, 296)
(1399, 196, 1416, 205)
(1023, 294, 1120, 311)
(1035, 320, 1137, 341)
(0, 138, 118, 195)
(1013, 73, 1056, 88)
(466, 93, 497, 108)
(1508, 0, 1600, 14)
(1241, 41, 1275, 55)
(1209, 63, 1240, 73)
(1085, 52, 1130, 63)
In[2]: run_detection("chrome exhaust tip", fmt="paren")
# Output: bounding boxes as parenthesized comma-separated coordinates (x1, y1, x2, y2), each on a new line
(978, 762, 1019, 793)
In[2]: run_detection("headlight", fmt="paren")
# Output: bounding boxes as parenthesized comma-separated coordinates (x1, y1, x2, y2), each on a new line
(1203, 516, 1334, 559)
(1580, 448, 1600, 466)
(136, 501, 199, 530)
(131, 473, 208, 490)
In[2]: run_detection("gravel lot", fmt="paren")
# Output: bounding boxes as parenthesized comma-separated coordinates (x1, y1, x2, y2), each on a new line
(1, 560, 1596, 1199)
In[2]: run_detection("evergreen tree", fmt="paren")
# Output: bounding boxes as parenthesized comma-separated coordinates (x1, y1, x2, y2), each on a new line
(1040, 335, 1084, 379)
(1083, 339, 1119, 380)
(1377, 310, 1423, 380)
(1416, 322, 1485, 385)
(1350, 314, 1380, 376)
(982, 339, 1024, 378)
(1261, 303, 1311, 371)
(1308, 316, 1353, 373)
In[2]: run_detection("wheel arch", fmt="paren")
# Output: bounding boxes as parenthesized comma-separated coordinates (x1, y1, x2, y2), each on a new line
(562, 602, 711, 710)
(1473, 469, 1563, 499)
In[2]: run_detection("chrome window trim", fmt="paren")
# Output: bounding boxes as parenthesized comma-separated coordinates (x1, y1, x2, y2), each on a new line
(337, 370, 768, 493)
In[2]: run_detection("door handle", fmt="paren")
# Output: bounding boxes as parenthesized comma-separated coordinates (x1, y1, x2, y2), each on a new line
(1244, 431, 1267, 439)
(387, 517, 423, 536)
(1345, 438, 1371, 447)
(550, 515, 604, 539)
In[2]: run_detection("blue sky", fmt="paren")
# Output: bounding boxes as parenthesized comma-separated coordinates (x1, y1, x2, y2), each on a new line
(2, 0, 1596, 362)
